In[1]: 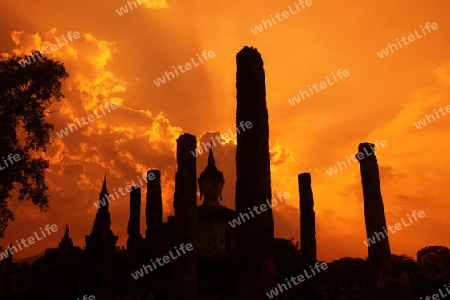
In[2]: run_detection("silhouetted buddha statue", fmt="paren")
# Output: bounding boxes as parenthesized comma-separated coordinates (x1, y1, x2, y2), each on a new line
(197, 145, 236, 262)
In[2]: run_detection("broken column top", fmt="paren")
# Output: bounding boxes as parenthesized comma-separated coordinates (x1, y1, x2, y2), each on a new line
(357, 143, 377, 162)
(147, 169, 161, 187)
(298, 173, 311, 183)
(177, 133, 196, 142)
(358, 142, 375, 152)
(176, 133, 196, 167)
(147, 169, 160, 176)
(237, 46, 263, 65)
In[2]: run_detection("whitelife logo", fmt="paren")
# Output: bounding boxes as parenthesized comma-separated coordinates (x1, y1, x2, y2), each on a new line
(250, 0, 313, 35)
(131, 243, 193, 280)
(266, 262, 328, 298)
(153, 50, 215, 87)
(55, 103, 118, 139)
(288, 69, 350, 106)
(325, 140, 388, 176)
(115, 0, 167, 16)
(414, 105, 450, 129)
(190, 121, 253, 157)
(420, 285, 450, 300)
(93, 172, 156, 209)
(77, 296, 95, 300)
(363, 210, 425, 247)
(0, 153, 20, 171)
(0, 224, 58, 261)
(376, 22, 439, 59)
(18, 31, 81, 67)
(228, 192, 290, 228)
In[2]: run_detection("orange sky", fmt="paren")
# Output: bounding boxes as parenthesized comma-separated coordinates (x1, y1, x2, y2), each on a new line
(0, 0, 449, 262)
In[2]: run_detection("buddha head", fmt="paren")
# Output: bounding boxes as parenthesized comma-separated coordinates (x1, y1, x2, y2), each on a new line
(198, 144, 224, 204)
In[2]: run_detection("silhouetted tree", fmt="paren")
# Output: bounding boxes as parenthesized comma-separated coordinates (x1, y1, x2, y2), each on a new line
(0, 52, 68, 236)
(324, 257, 370, 289)
(391, 254, 421, 280)
(273, 238, 301, 281)
(417, 246, 450, 279)
(390, 253, 421, 295)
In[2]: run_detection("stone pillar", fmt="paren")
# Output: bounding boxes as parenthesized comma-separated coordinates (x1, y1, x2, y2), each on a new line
(126, 187, 142, 293)
(145, 170, 162, 240)
(171, 134, 197, 300)
(235, 46, 275, 299)
(298, 173, 320, 299)
(128, 186, 141, 239)
(299, 173, 317, 264)
(144, 170, 163, 296)
(356, 143, 391, 292)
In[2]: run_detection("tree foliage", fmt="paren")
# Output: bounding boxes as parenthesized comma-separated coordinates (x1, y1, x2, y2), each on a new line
(273, 238, 301, 281)
(417, 245, 450, 279)
(0, 52, 69, 236)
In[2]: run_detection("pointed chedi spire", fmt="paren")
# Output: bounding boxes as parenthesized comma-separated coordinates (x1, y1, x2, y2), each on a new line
(64, 224, 69, 238)
(91, 173, 114, 235)
(96, 173, 110, 212)
(83, 171, 118, 296)
(207, 142, 215, 166)
(59, 224, 73, 251)
(100, 172, 108, 197)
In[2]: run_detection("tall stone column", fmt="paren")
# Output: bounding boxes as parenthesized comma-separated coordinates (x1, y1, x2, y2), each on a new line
(299, 173, 317, 264)
(235, 46, 275, 299)
(145, 170, 162, 240)
(356, 143, 391, 291)
(298, 173, 320, 299)
(128, 187, 141, 239)
(144, 170, 163, 295)
(171, 134, 197, 300)
(126, 187, 142, 294)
